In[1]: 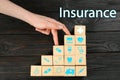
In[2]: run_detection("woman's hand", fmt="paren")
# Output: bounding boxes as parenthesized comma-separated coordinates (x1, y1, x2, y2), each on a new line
(28, 14, 70, 45)
(0, 0, 70, 45)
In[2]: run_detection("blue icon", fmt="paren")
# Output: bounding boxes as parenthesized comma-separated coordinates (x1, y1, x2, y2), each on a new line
(78, 47, 84, 54)
(79, 57, 83, 63)
(65, 68, 75, 75)
(68, 46, 72, 53)
(77, 37, 83, 43)
(44, 58, 50, 62)
(44, 68, 51, 74)
(66, 37, 73, 44)
(56, 48, 62, 53)
(34, 67, 39, 74)
(67, 57, 72, 63)
(67, 37, 73, 41)
(79, 68, 85, 73)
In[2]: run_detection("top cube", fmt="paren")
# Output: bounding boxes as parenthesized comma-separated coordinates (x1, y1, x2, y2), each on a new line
(74, 25, 86, 35)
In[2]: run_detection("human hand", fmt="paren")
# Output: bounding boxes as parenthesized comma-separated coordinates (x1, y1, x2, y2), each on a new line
(28, 14, 70, 45)
(0, 0, 70, 45)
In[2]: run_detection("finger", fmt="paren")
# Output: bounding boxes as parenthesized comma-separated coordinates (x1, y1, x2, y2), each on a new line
(49, 20, 64, 28)
(43, 17, 64, 29)
(51, 29, 59, 45)
(47, 19, 70, 34)
(46, 17, 64, 26)
(41, 16, 67, 30)
(47, 21, 63, 30)
(40, 15, 61, 24)
(40, 15, 70, 34)
(61, 25, 71, 35)
(49, 21, 70, 35)
(35, 28, 50, 35)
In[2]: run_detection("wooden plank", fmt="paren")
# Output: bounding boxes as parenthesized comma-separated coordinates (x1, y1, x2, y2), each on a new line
(0, 32, 120, 56)
(11, 0, 63, 12)
(62, 0, 120, 10)
(0, 56, 40, 72)
(0, 53, 119, 72)
(0, 11, 120, 34)
(0, 73, 119, 80)
(10, 0, 120, 12)
(0, 74, 84, 80)
(87, 32, 120, 53)
(0, 13, 59, 34)
(0, 0, 120, 80)
(0, 0, 120, 35)
(0, 34, 53, 56)
(0, 53, 119, 79)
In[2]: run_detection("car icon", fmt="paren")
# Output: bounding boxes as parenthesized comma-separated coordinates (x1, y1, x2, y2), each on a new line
(67, 37, 73, 41)
(65, 68, 75, 75)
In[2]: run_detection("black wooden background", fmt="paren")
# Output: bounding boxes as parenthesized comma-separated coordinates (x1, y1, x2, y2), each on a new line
(0, 0, 120, 80)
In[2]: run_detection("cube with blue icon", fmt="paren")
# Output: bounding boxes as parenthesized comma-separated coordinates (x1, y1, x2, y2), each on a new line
(64, 45, 75, 55)
(41, 66, 53, 76)
(30, 65, 41, 76)
(53, 56, 64, 65)
(74, 25, 86, 35)
(76, 66, 87, 76)
(75, 46, 86, 55)
(76, 55, 86, 65)
(53, 66, 64, 76)
(41, 55, 53, 65)
(64, 35, 75, 45)
(65, 55, 75, 65)
(65, 66, 75, 76)
(75, 35, 86, 45)
(30, 25, 87, 77)
(53, 45, 64, 55)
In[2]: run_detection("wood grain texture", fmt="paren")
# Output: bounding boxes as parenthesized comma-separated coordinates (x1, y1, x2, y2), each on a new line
(0, 32, 120, 56)
(0, 12, 120, 34)
(0, 0, 120, 80)
(0, 13, 59, 34)
(0, 0, 120, 34)
(0, 53, 119, 80)
(11, 0, 63, 12)
(63, 0, 120, 10)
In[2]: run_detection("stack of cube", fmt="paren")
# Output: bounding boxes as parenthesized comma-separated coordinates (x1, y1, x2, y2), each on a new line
(31, 25, 87, 77)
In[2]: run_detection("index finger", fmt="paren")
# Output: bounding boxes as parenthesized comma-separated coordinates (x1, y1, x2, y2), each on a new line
(61, 25, 71, 35)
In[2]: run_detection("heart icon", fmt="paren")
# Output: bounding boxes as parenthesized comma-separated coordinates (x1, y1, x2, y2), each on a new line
(67, 57, 72, 63)
(77, 37, 83, 43)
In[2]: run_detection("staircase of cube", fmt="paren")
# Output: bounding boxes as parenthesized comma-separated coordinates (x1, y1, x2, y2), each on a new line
(30, 25, 87, 77)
